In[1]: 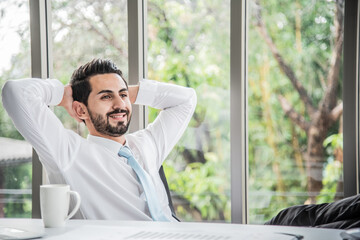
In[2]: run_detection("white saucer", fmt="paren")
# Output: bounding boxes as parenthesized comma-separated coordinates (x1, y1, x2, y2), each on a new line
(0, 226, 45, 239)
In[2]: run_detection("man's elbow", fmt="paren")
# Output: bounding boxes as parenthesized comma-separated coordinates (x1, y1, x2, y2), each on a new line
(187, 87, 197, 113)
(2, 80, 17, 110)
(188, 87, 197, 105)
(2, 79, 29, 113)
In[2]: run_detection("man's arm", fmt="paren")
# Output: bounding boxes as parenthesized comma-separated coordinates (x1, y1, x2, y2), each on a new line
(132, 79, 197, 168)
(2, 78, 80, 172)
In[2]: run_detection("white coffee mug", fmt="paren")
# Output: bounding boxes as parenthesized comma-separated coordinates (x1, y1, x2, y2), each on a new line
(40, 184, 81, 228)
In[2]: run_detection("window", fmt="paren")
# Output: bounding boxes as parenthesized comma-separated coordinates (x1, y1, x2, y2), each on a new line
(147, 0, 231, 222)
(248, 0, 344, 223)
(1, 0, 357, 223)
(0, 0, 32, 217)
(51, 0, 128, 136)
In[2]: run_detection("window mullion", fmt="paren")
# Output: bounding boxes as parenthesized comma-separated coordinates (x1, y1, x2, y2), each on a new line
(230, 0, 248, 224)
(29, 0, 52, 218)
(343, 0, 359, 197)
(128, 0, 148, 131)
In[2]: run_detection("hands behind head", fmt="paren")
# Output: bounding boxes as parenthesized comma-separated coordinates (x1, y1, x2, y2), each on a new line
(58, 84, 83, 123)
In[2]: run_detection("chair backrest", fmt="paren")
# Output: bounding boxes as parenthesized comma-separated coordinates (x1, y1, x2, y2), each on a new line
(158, 165, 179, 221)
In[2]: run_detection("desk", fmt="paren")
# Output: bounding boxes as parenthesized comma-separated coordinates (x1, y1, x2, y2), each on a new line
(0, 218, 345, 239)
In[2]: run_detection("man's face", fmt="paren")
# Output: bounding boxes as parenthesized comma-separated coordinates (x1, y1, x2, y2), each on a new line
(86, 73, 131, 137)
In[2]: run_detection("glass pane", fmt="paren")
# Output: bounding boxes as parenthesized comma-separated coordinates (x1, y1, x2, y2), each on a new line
(147, 0, 231, 222)
(248, 0, 344, 223)
(0, 0, 32, 217)
(51, 0, 128, 136)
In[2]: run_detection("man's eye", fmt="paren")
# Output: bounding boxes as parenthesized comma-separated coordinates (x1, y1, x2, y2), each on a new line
(101, 95, 111, 99)
(121, 94, 128, 98)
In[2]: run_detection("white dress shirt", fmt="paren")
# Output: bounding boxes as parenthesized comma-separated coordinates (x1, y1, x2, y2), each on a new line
(2, 78, 197, 221)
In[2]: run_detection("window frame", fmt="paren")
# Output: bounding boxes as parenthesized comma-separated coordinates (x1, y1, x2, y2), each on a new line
(343, 0, 360, 197)
(29, 0, 52, 219)
(230, 0, 248, 224)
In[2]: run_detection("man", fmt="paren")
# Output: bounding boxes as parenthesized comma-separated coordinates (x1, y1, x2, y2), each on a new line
(2, 58, 197, 221)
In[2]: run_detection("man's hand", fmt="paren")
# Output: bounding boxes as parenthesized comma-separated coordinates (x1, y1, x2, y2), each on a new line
(58, 84, 82, 123)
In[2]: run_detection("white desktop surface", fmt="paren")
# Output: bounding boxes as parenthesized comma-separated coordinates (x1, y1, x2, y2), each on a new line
(0, 218, 345, 239)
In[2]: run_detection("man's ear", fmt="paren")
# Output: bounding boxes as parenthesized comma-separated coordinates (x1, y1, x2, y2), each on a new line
(72, 101, 89, 121)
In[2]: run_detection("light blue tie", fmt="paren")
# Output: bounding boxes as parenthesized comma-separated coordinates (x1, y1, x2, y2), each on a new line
(118, 146, 169, 221)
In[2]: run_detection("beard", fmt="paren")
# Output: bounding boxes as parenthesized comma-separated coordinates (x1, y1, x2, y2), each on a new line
(87, 108, 131, 137)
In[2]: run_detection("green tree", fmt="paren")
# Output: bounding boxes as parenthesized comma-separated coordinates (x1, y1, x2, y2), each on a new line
(147, 0, 231, 221)
(251, 0, 343, 205)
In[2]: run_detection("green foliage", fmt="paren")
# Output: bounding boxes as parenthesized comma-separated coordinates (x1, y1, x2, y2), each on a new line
(0, 28, 31, 140)
(316, 160, 343, 203)
(164, 152, 230, 221)
(148, 0, 231, 222)
(0, 1, 32, 218)
(323, 133, 343, 150)
(317, 133, 343, 203)
(51, 0, 129, 80)
(2, 163, 32, 218)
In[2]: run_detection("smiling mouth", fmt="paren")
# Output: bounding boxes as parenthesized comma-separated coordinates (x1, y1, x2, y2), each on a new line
(109, 113, 127, 121)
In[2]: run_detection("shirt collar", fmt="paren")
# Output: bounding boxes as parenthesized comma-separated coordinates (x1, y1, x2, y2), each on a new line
(87, 135, 127, 154)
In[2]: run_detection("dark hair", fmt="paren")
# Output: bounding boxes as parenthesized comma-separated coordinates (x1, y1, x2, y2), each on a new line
(70, 58, 127, 106)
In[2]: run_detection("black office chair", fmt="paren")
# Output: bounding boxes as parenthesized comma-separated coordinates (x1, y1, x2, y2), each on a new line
(158, 166, 179, 221)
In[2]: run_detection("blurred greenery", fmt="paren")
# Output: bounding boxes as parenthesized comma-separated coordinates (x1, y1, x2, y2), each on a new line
(317, 133, 343, 203)
(1, 163, 32, 218)
(147, 0, 231, 222)
(247, 0, 343, 223)
(0, 0, 343, 223)
(0, 0, 32, 217)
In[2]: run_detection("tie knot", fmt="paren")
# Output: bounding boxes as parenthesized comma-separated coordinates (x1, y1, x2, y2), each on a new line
(118, 146, 133, 159)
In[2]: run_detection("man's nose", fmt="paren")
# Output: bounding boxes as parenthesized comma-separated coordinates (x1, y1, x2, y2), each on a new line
(113, 95, 126, 109)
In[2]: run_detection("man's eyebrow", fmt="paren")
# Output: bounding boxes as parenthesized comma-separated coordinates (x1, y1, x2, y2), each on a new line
(97, 90, 113, 95)
(119, 88, 128, 93)
(97, 88, 128, 95)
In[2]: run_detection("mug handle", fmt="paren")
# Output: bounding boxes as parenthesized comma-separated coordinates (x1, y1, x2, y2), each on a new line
(66, 191, 81, 221)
